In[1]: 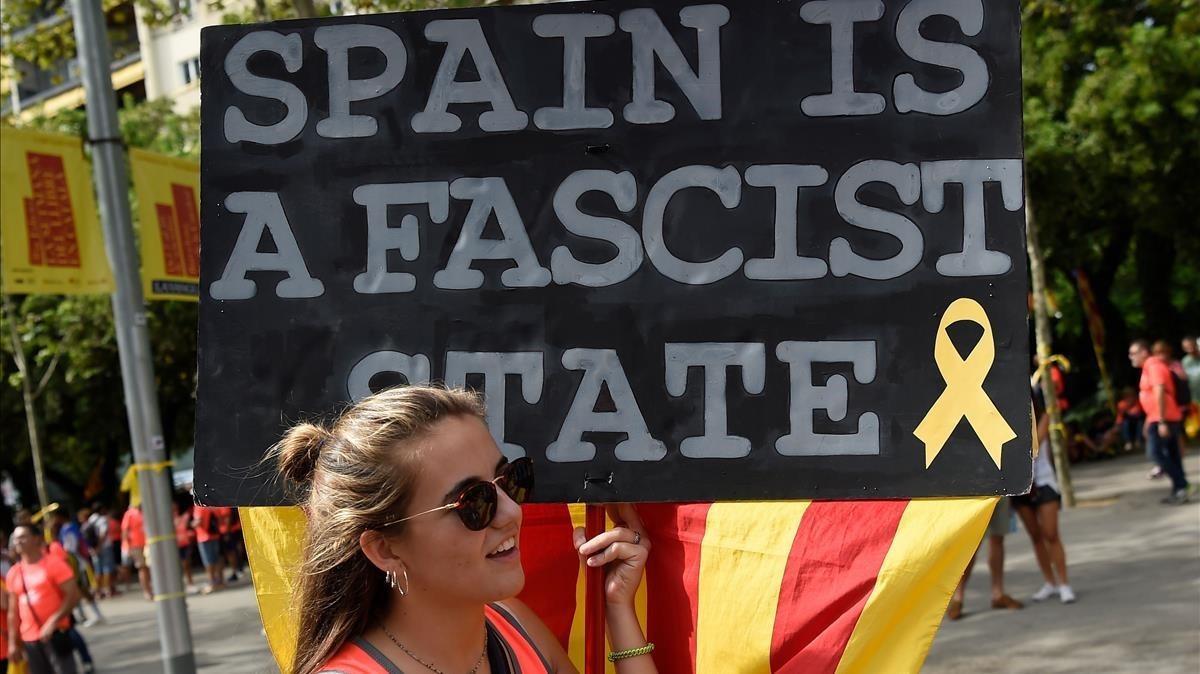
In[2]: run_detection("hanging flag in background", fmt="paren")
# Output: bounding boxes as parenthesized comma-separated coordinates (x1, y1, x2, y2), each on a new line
(1073, 269, 1116, 414)
(128, 149, 201, 301)
(0, 126, 113, 294)
(242, 499, 993, 674)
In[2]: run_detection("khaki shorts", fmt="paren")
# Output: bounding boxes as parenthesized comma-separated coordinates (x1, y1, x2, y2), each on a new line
(128, 546, 147, 569)
(986, 497, 1012, 537)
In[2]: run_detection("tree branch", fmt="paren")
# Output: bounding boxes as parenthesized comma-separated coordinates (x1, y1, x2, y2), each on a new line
(33, 350, 61, 399)
(3, 295, 29, 378)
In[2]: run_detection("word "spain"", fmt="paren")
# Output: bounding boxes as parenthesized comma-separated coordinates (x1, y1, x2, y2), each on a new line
(220, 1, 993, 145)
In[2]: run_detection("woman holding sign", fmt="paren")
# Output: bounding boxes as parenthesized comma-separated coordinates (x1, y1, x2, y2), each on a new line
(272, 385, 657, 674)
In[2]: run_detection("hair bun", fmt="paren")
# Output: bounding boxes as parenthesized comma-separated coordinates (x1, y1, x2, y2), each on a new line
(277, 422, 333, 485)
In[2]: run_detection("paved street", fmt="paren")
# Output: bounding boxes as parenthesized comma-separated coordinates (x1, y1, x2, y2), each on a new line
(78, 452, 1198, 673)
(925, 451, 1200, 673)
(79, 575, 271, 673)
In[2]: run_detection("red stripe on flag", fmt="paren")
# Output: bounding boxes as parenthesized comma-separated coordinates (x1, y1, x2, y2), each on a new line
(643, 503, 711, 674)
(517, 503, 578, 647)
(769, 500, 909, 673)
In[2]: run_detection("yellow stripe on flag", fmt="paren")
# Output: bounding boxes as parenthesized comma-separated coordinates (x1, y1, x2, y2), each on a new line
(241, 506, 307, 673)
(834, 497, 996, 674)
(567, 503, 588, 668)
(695, 501, 811, 674)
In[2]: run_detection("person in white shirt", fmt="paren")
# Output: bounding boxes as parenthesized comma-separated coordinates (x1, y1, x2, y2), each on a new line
(1012, 393, 1076, 604)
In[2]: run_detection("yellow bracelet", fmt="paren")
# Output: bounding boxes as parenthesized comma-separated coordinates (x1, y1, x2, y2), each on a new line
(608, 643, 655, 662)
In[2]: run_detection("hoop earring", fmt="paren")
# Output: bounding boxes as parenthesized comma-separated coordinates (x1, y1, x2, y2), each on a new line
(386, 567, 410, 597)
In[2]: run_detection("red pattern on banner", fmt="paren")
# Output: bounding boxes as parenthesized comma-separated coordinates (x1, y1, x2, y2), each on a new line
(24, 152, 81, 268)
(153, 183, 200, 280)
(768, 500, 908, 673)
(156, 204, 184, 276)
(171, 183, 201, 277)
(24, 198, 42, 265)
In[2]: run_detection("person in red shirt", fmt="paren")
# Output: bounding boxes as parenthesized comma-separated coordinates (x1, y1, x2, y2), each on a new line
(1115, 387, 1145, 453)
(1129, 339, 1189, 503)
(6, 525, 80, 674)
(2, 531, 10, 674)
(120, 506, 152, 600)
(172, 501, 196, 587)
(191, 505, 228, 593)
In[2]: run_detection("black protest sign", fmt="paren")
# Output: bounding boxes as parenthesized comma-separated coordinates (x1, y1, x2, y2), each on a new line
(196, 0, 1031, 506)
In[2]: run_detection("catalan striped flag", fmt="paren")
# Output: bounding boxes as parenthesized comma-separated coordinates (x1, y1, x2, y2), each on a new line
(243, 498, 993, 673)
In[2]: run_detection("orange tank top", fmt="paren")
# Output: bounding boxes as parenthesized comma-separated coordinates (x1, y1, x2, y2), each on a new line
(318, 604, 552, 674)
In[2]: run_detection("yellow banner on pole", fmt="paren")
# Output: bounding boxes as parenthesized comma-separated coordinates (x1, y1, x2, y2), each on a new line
(0, 127, 113, 294)
(128, 149, 200, 301)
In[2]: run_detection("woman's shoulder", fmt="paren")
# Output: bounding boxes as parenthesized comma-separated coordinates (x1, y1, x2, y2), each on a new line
(488, 599, 571, 674)
(317, 637, 401, 674)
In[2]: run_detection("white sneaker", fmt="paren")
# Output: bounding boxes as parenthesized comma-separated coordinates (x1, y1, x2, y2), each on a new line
(81, 617, 98, 628)
(1031, 583, 1058, 601)
(1058, 585, 1076, 604)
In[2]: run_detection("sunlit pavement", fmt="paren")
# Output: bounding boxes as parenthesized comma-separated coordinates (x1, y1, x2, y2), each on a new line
(78, 452, 1199, 673)
(80, 575, 273, 673)
(926, 451, 1200, 673)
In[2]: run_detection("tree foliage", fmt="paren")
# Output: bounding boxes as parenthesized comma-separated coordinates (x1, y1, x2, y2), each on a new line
(1, 98, 200, 512)
(1022, 0, 1200, 407)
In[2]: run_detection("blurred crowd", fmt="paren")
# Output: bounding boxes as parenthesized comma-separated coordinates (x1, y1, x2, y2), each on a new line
(1063, 337, 1199, 471)
(945, 334, 1197, 623)
(2, 491, 247, 674)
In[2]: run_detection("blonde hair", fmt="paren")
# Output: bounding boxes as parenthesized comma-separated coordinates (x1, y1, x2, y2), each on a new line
(270, 384, 485, 674)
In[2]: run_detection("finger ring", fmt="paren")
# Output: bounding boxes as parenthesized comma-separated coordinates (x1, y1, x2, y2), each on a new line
(632, 530, 642, 546)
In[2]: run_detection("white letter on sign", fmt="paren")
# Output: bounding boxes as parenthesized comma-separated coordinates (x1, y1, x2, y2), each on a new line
(665, 343, 766, 458)
(547, 349, 666, 463)
(433, 178, 551, 290)
(829, 159, 923, 280)
(347, 351, 431, 401)
(893, 0, 988, 116)
(743, 164, 830, 280)
(411, 19, 528, 133)
(799, 0, 886, 117)
(619, 5, 729, 124)
(921, 159, 1022, 277)
(775, 341, 879, 456)
(533, 14, 616, 130)
(353, 182, 450, 294)
(445, 352, 543, 460)
(314, 25, 407, 138)
(643, 165, 743, 285)
(223, 31, 308, 145)
(550, 170, 642, 287)
(209, 192, 324, 300)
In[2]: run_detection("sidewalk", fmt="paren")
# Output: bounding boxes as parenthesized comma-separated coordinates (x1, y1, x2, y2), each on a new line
(925, 451, 1200, 673)
(78, 576, 272, 673)
(75, 452, 1198, 673)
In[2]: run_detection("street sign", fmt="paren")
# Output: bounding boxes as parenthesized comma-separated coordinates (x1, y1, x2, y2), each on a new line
(197, 0, 1030, 505)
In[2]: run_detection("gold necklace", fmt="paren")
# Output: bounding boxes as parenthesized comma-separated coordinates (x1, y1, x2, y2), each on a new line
(381, 624, 488, 674)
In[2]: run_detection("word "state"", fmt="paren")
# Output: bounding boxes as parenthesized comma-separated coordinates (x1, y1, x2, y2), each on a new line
(349, 341, 880, 463)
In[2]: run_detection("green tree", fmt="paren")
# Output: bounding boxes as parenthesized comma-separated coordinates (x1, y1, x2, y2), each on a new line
(1023, 0, 1200, 405)
(0, 98, 201, 511)
(2, 0, 492, 71)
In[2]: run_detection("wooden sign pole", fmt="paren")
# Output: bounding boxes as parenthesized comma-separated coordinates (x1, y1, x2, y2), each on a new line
(584, 504, 607, 674)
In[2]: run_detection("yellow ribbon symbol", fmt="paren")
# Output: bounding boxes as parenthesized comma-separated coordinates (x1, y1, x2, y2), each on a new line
(914, 298, 1016, 469)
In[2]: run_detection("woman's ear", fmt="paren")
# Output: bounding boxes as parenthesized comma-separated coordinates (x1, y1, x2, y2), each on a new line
(359, 529, 406, 572)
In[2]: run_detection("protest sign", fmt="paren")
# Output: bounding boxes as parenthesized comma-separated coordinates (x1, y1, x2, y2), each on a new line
(197, 0, 1030, 506)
